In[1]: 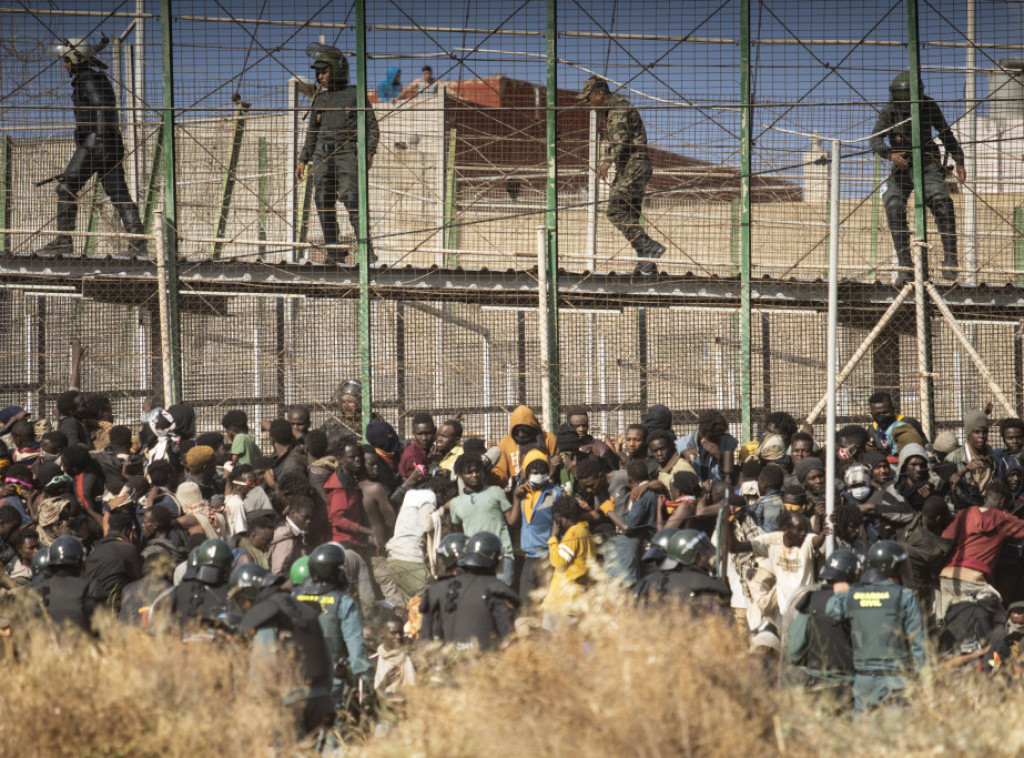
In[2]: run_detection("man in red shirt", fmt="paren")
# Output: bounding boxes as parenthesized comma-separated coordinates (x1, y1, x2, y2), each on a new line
(938, 480, 1024, 620)
(324, 437, 373, 551)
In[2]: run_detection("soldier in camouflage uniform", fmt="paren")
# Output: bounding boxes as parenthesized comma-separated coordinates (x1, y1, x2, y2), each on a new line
(870, 71, 966, 283)
(579, 76, 666, 275)
(295, 49, 380, 264)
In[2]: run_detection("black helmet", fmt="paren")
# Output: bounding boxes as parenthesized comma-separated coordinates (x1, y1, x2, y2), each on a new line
(436, 533, 469, 571)
(194, 538, 232, 586)
(641, 527, 680, 564)
(48, 535, 85, 571)
(666, 529, 714, 567)
(865, 540, 908, 579)
(31, 547, 51, 577)
(458, 531, 502, 570)
(229, 564, 266, 602)
(229, 563, 282, 602)
(308, 542, 349, 588)
(307, 43, 349, 87)
(820, 548, 862, 583)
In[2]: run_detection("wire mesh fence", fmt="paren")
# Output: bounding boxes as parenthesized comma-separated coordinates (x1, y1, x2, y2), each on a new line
(1, 0, 1023, 445)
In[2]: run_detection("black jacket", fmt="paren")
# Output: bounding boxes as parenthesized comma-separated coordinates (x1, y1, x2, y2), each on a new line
(84, 534, 143, 610)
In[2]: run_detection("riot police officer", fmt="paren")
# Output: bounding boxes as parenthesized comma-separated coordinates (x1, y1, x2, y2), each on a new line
(634, 529, 731, 611)
(786, 548, 860, 707)
(419, 532, 469, 641)
(31, 548, 51, 586)
(230, 563, 334, 736)
(870, 71, 966, 282)
(437, 532, 520, 650)
(39, 37, 147, 256)
(826, 540, 928, 711)
(289, 555, 311, 597)
(149, 538, 231, 632)
(293, 542, 372, 695)
(295, 46, 379, 264)
(33, 535, 99, 637)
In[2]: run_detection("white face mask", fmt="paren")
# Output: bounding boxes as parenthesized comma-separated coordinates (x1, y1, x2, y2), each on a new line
(848, 485, 872, 502)
(528, 473, 549, 487)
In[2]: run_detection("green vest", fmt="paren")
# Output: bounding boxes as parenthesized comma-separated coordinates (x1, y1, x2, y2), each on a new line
(846, 581, 912, 673)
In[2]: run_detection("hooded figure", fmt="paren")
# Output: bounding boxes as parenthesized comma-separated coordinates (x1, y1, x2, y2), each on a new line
(376, 67, 402, 102)
(997, 456, 1024, 517)
(492, 406, 557, 488)
(870, 443, 945, 538)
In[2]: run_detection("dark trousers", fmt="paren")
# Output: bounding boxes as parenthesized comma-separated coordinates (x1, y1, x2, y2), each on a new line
(56, 141, 142, 238)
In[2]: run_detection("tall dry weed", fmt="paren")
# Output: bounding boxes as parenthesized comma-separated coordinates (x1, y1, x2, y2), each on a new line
(367, 586, 786, 758)
(0, 604, 301, 758)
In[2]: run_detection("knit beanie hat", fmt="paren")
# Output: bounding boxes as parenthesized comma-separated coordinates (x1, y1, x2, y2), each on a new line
(794, 456, 824, 483)
(963, 408, 990, 436)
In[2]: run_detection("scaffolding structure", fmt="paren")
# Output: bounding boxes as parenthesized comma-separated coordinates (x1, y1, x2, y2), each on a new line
(1, 0, 1023, 442)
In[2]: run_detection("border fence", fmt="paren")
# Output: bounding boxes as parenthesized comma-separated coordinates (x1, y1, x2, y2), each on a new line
(1, 0, 1023, 442)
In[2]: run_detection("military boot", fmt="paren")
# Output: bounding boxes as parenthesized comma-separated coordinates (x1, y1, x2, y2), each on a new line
(117, 205, 148, 256)
(637, 234, 666, 260)
(38, 187, 78, 254)
(633, 260, 658, 276)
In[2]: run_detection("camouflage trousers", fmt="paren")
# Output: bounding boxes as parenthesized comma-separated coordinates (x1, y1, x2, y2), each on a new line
(881, 162, 957, 263)
(607, 158, 653, 249)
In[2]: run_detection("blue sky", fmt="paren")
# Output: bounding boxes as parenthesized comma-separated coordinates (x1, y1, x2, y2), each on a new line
(3, 0, 1023, 186)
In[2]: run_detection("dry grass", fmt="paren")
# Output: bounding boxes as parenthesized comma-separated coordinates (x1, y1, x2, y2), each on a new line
(6, 585, 1024, 757)
(0, 600, 301, 758)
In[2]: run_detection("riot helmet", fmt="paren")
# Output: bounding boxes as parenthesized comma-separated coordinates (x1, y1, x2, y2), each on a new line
(308, 542, 349, 589)
(194, 538, 232, 586)
(436, 533, 469, 571)
(48, 534, 85, 572)
(458, 531, 502, 571)
(819, 548, 862, 584)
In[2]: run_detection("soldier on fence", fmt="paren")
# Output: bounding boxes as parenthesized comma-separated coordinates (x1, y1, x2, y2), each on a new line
(295, 46, 380, 265)
(578, 75, 666, 275)
(870, 71, 966, 283)
(37, 36, 147, 257)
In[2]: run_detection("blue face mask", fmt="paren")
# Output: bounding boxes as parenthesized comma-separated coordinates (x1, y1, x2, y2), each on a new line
(848, 485, 872, 502)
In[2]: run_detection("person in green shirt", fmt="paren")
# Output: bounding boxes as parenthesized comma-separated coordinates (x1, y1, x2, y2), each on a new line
(222, 410, 261, 466)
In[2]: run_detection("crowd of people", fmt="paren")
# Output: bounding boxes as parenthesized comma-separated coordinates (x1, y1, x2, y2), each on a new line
(2, 377, 1024, 733)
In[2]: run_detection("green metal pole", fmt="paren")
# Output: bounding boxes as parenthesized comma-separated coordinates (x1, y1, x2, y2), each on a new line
(258, 137, 268, 259)
(443, 127, 458, 265)
(545, 0, 560, 426)
(160, 0, 182, 404)
(738, 0, 753, 443)
(870, 153, 881, 281)
(211, 97, 250, 259)
(356, 0, 373, 433)
(729, 198, 740, 275)
(0, 135, 12, 254)
(907, 0, 933, 437)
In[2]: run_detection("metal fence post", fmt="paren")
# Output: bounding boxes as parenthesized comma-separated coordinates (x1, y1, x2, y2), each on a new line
(356, 0, 373, 433)
(738, 0, 753, 443)
(907, 0, 934, 438)
(159, 0, 182, 404)
(545, 0, 560, 427)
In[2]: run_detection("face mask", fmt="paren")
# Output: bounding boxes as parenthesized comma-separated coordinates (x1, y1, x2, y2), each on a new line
(528, 473, 549, 487)
(872, 413, 896, 430)
(848, 485, 872, 502)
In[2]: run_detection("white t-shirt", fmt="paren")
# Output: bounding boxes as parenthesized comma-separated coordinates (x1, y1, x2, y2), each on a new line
(386, 489, 438, 564)
(749, 531, 819, 616)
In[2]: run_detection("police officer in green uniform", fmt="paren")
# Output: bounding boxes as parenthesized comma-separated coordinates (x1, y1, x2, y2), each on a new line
(579, 75, 666, 275)
(230, 563, 335, 737)
(870, 71, 966, 282)
(295, 46, 380, 264)
(293, 542, 372, 697)
(634, 528, 731, 611)
(826, 540, 928, 712)
(786, 548, 860, 708)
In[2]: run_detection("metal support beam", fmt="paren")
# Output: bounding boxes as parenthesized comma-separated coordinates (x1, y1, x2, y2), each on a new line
(355, 0, 373, 433)
(738, 0, 753, 443)
(0, 135, 11, 254)
(142, 126, 164, 235)
(964, 0, 978, 284)
(211, 96, 250, 259)
(159, 0, 182, 403)
(544, 0, 560, 426)
(258, 137, 268, 258)
(443, 127, 458, 266)
(926, 282, 1018, 417)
